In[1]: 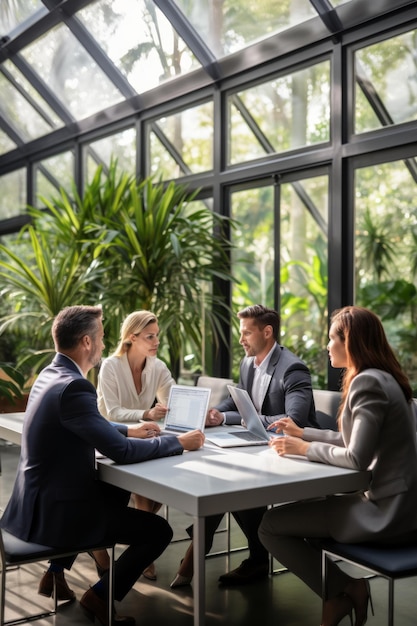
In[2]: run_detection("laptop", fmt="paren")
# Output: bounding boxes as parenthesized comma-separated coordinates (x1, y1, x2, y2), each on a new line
(162, 384, 210, 434)
(205, 385, 283, 448)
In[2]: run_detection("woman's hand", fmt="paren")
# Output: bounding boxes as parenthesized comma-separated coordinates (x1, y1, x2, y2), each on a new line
(127, 422, 161, 438)
(269, 435, 310, 457)
(144, 402, 168, 421)
(267, 416, 304, 438)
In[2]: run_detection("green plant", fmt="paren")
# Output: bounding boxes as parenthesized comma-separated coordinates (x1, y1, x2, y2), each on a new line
(0, 362, 24, 403)
(0, 161, 236, 379)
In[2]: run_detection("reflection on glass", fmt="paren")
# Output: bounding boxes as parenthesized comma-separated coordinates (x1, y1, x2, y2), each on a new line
(355, 158, 417, 388)
(355, 29, 417, 133)
(0, 0, 45, 36)
(21, 24, 124, 121)
(77, 0, 200, 94)
(149, 102, 213, 179)
(229, 61, 330, 165)
(174, 0, 315, 58)
(34, 151, 75, 207)
(85, 128, 137, 183)
(0, 169, 26, 218)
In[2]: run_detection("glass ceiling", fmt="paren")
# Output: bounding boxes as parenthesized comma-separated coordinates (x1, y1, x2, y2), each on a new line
(0, 0, 412, 159)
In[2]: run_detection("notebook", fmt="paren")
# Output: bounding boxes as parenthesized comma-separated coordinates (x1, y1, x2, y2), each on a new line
(162, 384, 210, 434)
(206, 385, 283, 448)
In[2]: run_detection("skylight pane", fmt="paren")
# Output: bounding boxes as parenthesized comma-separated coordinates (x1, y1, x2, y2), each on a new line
(173, 0, 316, 58)
(0, 71, 54, 140)
(77, 0, 200, 94)
(20, 23, 124, 121)
(0, 129, 17, 156)
(0, 0, 44, 37)
(3, 60, 63, 129)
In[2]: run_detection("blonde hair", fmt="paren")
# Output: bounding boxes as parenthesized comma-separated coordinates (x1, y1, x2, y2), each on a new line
(113, 311, 158, 357)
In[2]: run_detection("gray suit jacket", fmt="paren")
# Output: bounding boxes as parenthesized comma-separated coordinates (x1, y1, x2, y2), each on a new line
(216, 343, 318, 428)
(304, 368, 417, 542)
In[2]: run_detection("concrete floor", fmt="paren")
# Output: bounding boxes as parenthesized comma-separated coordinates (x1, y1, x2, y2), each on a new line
(0, 442, 415, 626)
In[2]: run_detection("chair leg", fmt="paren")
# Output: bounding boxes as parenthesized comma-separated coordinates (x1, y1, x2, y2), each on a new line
(108, 546, 115, 626)
(388, 578, 394, 626)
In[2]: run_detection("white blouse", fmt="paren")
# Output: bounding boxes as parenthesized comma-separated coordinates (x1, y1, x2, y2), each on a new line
(97, 352, 175, 422)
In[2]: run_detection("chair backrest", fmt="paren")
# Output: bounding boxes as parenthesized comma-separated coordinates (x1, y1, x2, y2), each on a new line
(196, 376, 235, 407)
(313, 389, 341, 431)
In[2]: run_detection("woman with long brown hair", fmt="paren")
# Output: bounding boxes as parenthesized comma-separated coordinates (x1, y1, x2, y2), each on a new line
(259, 306, 417, 626)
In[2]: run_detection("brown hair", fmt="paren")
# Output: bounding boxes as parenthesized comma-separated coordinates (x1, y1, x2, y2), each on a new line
(52, 305, 102, 351)
(237, 304, 280, 341)
(331, 306, 412, 413)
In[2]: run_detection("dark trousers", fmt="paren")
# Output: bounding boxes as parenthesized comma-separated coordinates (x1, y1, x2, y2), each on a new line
(187, 506, 269, 564)
(57, 507, 173, 602)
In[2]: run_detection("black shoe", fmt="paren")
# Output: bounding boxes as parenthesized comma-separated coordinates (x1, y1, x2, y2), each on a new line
(218, 559, 269, 586)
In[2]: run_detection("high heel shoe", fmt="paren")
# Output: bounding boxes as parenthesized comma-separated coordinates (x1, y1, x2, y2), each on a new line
(88, 550, 110, 578)
(38, 570, 76, 602)
(170, 573, 192, 588)
(321, 593, 353, 626)
(345, 578, 374, 626)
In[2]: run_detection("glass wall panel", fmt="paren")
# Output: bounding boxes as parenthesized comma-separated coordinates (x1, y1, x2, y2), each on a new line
(173, 0, 315, 58)
(77, 0, 200, 94)
(355, 29, 417, 134)
(149, 102, 213, 179)
(0, 169, 26, 218)
(355, 157, 417, 390)
(228, 61, 330, 165)
(20, 24, 124, 121)
(34, 151, 75, 207)
(280, 175, 328, 387)
(230, 173, 328, 386)
(85, 128, 137, 183)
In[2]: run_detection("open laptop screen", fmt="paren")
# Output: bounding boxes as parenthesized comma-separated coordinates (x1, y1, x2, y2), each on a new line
(162, 385, 210, 434)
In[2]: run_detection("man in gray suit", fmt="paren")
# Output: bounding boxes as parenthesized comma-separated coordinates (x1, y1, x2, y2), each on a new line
(171, 304, 318, 588)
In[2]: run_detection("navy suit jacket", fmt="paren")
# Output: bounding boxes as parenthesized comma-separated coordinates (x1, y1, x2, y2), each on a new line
(1, 354, 183, 548)
(216, 344, 319, 428)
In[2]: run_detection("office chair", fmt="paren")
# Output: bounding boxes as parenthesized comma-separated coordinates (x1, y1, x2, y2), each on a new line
(321, 538, 417, 626)
(0, 528, 114, 626)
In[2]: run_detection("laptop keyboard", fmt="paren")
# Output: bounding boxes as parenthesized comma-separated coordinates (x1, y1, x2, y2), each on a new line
(229, 430, 265, 442)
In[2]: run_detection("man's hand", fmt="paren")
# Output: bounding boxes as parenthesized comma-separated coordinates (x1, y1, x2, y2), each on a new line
(177, 429, 205, 450)
(127, 423, 161, 438)
(205, 408, 224, 427)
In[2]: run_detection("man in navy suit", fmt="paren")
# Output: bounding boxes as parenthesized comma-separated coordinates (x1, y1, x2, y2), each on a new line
(1, 305, 204, 625)
(171, 304, 318, 588)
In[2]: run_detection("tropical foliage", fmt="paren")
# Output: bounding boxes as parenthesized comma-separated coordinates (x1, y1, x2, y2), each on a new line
(0, 162, 236, 381)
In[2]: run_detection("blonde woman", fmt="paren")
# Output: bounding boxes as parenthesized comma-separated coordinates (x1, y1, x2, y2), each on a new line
(96, 310, 175, 580)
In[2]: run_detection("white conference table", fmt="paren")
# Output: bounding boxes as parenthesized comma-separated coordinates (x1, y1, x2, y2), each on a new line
(97, 435, 371, 626)
(0, 413, 370, 626)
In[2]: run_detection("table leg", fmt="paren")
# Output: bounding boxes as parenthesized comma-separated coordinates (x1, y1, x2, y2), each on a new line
(193, 515, 206, 626)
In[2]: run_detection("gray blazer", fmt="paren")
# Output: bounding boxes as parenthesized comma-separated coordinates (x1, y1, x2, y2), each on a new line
(216, 343, 318, 428)
(304, 368, 417, 542)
